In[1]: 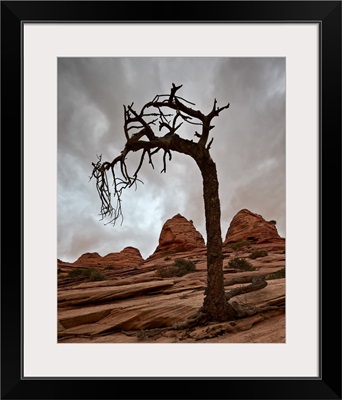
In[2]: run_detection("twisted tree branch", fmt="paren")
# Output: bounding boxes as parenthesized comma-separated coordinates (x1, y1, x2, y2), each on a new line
(90, 84, 230, 225)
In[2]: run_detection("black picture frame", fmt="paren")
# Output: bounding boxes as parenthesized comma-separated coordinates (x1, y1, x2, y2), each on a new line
(1, 1, 341, 399)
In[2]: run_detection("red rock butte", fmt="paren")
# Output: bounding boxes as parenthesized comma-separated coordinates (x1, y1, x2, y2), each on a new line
(224, 209, 283, 245)
(150, 213, 205, 258)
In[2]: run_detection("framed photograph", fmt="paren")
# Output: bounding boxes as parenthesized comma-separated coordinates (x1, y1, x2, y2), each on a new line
(1, 1, 341, 399)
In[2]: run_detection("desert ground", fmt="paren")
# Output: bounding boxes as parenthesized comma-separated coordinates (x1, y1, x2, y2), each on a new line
(58, 209, 285, 343)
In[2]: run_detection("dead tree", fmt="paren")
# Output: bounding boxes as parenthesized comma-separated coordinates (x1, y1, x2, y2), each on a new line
(91, 83, 265, 323)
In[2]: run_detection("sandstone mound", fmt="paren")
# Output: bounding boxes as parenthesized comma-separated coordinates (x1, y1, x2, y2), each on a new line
(73, 247, 144, 268)
(224, 209, 282, 245)
(150, 214, 205, 258)
(74, 252, 102, 265)
(101, 246, 144, 268)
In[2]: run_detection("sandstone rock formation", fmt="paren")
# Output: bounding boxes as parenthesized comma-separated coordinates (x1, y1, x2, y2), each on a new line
(74, 247, 144, 268)
(58, 244, 285, 343)
(58, 209, 285, 343)
(150, 214, 205, 258)
(101, 247, 144, 268)
(74, 252, 102, 265)
(224, 209, 283, 245)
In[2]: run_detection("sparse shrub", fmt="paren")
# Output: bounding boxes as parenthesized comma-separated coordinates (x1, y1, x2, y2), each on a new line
(104, 265, 114, 270)
(227, 240, 251, 250)
(267, 267, 285, 280)
(67, 268, 87, 278)
(88, 269, 106, 281)
(156, 258, 196, 278)
(269, 220, 277, 225)
(249, 250, 268, 259)
(164, 256, 172, 261)
(67, 268, 105, 281)
(226, 257, 255, 271)
(174, 258, 195, 271)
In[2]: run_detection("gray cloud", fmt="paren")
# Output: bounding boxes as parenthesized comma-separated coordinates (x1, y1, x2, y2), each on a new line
(58, 57, 285, 262)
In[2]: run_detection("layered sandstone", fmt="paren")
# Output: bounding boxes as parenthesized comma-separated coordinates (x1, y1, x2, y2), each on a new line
(150, 214, 205, 258)
(73, 247, 144, 268)
(224, 209, 283, 245)
(58, 209, 285, 343)
(101, 247, 144, 268)
(58, 246, 285, 343)
(74, 252, 102, 265)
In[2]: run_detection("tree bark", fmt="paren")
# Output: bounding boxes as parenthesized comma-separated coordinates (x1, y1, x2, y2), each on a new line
(197, 151, 236, 322)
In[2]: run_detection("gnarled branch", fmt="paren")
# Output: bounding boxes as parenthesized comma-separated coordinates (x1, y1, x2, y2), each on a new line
(90, 84, 230, 225)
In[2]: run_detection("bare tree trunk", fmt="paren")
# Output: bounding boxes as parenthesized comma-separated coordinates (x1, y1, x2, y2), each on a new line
(91, 84, 235, 324)
(197, 151, 236, 322)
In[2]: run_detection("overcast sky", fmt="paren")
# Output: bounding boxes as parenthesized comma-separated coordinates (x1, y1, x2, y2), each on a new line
(58, 57, 285, 262)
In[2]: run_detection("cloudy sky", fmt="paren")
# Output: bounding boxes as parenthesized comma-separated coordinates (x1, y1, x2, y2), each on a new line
(58, 57, 285, 262)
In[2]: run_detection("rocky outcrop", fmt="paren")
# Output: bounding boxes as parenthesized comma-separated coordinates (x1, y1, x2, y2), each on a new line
(101, 247, 144, 268)
(74, 252, 102, 265)
(224, 209, 282, 245)
(150, 214, 205, 258)
(73, 247, 144, 268)
(58, 209, 285, 344)
(58, 246, 285, 342)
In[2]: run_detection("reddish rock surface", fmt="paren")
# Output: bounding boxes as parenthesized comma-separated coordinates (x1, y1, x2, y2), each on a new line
(58, 209, 285, 343)
(58, 245, 285, 343)
(224, 209, 283, 245)
(101, 246, 144, 268)
(73, 247, 144, 268)
(74, 252, 102, 265)
(149, 214, 205, 259)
